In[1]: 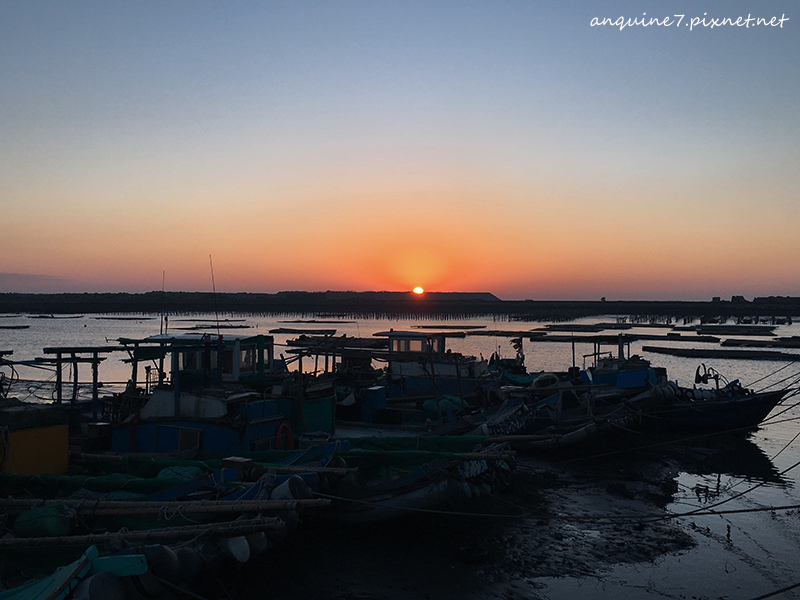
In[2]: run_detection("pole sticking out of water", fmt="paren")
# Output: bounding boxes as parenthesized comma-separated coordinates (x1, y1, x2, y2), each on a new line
(160, 270, 166, 335)
(210, 255, 220, 337)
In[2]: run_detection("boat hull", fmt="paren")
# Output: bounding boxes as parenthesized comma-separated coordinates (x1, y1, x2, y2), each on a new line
(640, 388, 786, 433)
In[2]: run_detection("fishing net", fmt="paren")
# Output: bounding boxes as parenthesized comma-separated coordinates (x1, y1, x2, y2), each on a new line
(12, 504, 75, 538)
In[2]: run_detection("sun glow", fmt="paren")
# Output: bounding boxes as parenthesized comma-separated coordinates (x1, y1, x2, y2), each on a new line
(413, 287, 424, 295)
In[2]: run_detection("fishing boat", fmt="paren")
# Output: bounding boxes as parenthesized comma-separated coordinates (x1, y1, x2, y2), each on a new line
(0, 449, 328, 599)
(458, 340, 666, 452)
(109, 334, 335, 454)
(463, 384, 656, 452)
(287, 329, 501, 399)
(272, 436, 517, 523)
(640, 365, 792, 433)
(372, 330, 495, 398)
(0, 544, 147, 600)
(278, 329, 518, 437)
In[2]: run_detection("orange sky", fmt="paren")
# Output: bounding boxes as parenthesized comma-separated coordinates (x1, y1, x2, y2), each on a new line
(1, 3, 798, 300)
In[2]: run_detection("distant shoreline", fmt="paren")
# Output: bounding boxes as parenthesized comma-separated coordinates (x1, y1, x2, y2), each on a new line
(1, 292, 798, 321)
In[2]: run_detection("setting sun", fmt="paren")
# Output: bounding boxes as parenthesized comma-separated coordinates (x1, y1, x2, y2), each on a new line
(412, 287, 424, 295)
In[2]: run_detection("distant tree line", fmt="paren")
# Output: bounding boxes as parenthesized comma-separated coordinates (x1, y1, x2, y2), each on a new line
(0, 292, 798, 320)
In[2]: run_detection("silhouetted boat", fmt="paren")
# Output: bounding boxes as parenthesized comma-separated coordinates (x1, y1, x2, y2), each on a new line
(641, 379, 789, 433)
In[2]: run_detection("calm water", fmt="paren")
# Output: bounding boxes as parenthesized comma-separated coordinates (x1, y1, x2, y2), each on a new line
(2, 312, 798, 393)
(3, 312, 800, 598)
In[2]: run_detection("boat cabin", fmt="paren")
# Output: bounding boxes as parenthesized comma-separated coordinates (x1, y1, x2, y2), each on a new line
(373, 331, 449, 357)
(119, 333, 284, 391)
(371, 330, 491, 398)
(111, 334, 317, 454)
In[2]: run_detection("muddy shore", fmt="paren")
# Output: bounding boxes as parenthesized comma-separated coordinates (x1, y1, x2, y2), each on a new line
(236, 438, 779, 600)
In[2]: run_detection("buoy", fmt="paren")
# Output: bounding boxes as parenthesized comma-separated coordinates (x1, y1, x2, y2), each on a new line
(276, 422, 294, 450)
(72, 572, 126, 600)
(271, 474, 311, 500)
(288, 474, 312, 499)
(131, 572, 165, 598)
(246, 531, 271, 557)
(222, 535, 251, 563)
(143, 544, 182, 584)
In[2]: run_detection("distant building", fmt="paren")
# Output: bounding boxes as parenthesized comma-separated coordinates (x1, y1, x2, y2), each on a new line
(731, 295, 748, 304)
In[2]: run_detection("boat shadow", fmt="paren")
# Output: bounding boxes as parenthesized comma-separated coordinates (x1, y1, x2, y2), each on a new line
(632, 431, 789, 488)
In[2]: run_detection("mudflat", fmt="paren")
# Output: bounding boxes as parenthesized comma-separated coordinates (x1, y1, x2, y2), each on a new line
(238, 435, 796, 600)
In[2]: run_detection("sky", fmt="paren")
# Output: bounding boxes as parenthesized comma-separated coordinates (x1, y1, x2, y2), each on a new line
(1, 1, 797, 301)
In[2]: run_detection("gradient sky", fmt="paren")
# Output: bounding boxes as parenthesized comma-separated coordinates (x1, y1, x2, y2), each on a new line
(1, 1, 797, 300)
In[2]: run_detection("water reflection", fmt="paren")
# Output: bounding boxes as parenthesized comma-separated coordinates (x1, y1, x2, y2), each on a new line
(664, 434, 788, 488)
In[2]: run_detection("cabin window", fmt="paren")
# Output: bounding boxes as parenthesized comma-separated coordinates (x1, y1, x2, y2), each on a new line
(178, 427, 203, 451)
(391, 338, 427, 353)
(240, 346, 255, 373)
(252, 437, 273, 451)
(156, 425, 203, 452)
(180, 351, 201, 370)
(220, 349, 234, 374)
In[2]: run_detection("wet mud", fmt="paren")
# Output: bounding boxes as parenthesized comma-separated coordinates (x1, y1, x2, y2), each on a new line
(237, 441, 744, 600)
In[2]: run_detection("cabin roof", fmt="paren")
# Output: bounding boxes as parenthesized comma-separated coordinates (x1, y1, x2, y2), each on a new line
(372, 331, 446, 339)
(118, 333, 273, 347)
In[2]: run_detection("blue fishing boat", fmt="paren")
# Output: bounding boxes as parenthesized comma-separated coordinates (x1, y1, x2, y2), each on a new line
(109, 334, 334, 454)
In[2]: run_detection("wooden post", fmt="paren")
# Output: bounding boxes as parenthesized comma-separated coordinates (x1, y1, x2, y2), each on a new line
(454, 354, 464, 401)
(55, 352, 63, 404)
(130, 343, 139, 388)
(172, 349, 180, 417)
(428, 344, 442, 424)
(257, 337, 265, 378)
(91, 353, 99, 421)
(571, 335, 576, 368)
(71, 353, 79, 403)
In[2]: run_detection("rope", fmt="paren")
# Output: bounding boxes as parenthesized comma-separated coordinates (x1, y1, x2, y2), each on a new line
(746, 361, 800, 389)
(312, 491, 525, 519)
(748, 581, 800, 600)
(764, 418, 800, 462)
(760, 398, 800, 427)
